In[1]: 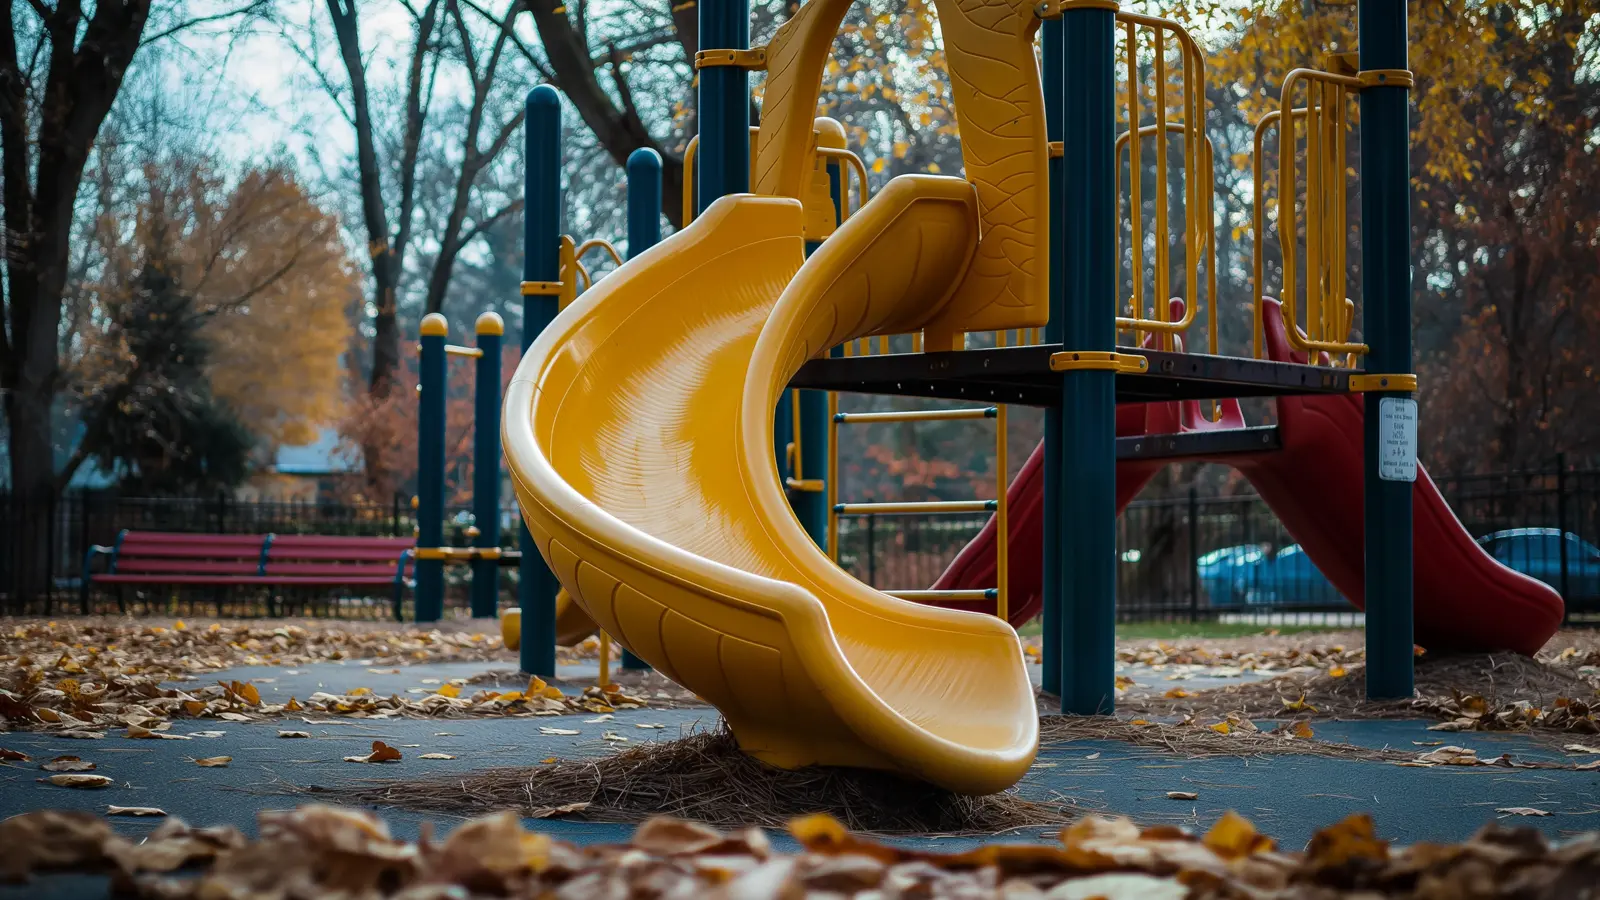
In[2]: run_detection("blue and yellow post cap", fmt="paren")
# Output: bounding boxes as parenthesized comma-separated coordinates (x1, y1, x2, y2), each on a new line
(475, 311, 506, 336)
(420, 313, 449, 337)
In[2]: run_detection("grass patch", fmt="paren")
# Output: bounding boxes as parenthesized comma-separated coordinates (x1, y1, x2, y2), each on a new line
(1014, 618, 1349, 641)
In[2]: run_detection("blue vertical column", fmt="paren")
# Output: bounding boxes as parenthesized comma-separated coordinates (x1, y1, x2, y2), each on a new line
(1358, 0, 1415, 699)
(792, 123, 846, 548)
(621, 148, 662, 672)
(416, 313, 448, 623)
(470, 312, 505, 619)
(1041, 12, 1065, 699)
(519, 85, 562, 676)
(698, 0, 750, 205)
(1058, 3, 1118, 715)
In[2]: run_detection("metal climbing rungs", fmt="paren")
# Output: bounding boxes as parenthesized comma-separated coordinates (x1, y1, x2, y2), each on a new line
(834, 407, 997, 424)
(825, 333, 1025, 622)
(833, 500, 997, 515)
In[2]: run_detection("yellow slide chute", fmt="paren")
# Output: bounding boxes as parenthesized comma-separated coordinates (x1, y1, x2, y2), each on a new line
(504, 0, 1051, 792)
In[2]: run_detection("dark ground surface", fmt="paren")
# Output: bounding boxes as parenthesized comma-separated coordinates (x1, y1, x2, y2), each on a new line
(5, 661, 1600, 899)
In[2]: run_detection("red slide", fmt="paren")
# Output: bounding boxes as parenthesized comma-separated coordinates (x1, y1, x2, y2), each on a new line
(930, 299, 1564, 655)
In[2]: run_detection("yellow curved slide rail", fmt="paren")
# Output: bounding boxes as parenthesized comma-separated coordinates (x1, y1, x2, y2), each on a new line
(505, 188, 1037, 793)
(504, 0, 1048, 793)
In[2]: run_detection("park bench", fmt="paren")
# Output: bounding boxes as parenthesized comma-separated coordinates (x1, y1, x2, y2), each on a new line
(83, 531, 416, 617)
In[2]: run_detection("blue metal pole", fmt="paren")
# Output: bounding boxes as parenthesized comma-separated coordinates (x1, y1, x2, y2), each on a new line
(416, 314, 448, 623)
(698, 0, 750, 206)
(470, 312, 504, 619)
(1041, 12, 1065, 699)
(1058, 4, 1117, 715)
(791, 150, 844, 548)
(519, 85, 562, 676)
(621, 148, 662, 672)
(1358, 0, 1415, 699)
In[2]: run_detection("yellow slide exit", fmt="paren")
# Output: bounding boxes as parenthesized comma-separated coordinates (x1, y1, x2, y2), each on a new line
(503, 183, 1039, 794)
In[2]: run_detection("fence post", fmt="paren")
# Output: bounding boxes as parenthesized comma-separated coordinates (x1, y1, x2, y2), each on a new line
(1556, 453, 1569, 612)
(77, 494, 90, 614)
(1187, 486, 1199, 622)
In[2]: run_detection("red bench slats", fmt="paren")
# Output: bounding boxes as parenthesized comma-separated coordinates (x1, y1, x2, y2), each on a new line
(87, 531, 417, 595)
(113, 560, 263, 575)
(269, 536, 415, 548)
(266, 563, 397, 577)
(266, 547, 412, 562)
(94, 575, 270, 585)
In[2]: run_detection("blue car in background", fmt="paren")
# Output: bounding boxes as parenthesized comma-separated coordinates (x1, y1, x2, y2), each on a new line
(1196, 543, 1342, 608)
(1475, 528, 1600, 602)
(1195, 545, 1265, 607)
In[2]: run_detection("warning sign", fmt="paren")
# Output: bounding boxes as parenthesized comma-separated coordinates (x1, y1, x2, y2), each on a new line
(1378, 397, 1418, 483)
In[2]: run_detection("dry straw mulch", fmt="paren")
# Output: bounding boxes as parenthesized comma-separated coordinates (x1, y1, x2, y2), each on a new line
(308, 729, 1073, 835)
(1121, 652, 1600, 734)
(5, 801, 1600, 899)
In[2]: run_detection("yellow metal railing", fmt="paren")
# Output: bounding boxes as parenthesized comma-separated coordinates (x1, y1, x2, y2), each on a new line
(682, 128, 869, 227)
(1113, 12, 1215, 353)
(1256, 66, 1366, 361)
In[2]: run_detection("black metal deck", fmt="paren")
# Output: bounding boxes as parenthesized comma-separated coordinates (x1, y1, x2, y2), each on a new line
(789, 345, 1352, 407)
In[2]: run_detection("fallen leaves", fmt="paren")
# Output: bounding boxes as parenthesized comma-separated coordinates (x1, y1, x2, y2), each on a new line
(1203, 810, 1275, 858)
(1422, 693, 1600, 734)
(0, 747, 30, 762)
(1496, 807, 1552, 817)
(3, 802, 1600, 898)
(418, 753, 456, 760)
(42, 773, 112, 789)
(194, 756, 232, 767)
(1165, 791, 1198, 801)
(539, 727, 580, 736)
(40, 756, 96, 773)
(344, 741, 402, 763)
(126, 724, 191, 740)
(106, 806, 167, 818)
(277, 730, 311, 739)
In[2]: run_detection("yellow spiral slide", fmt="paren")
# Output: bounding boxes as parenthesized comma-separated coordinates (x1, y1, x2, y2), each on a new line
(505, 185, 1044, 793)
(504, 0, 1051, 793)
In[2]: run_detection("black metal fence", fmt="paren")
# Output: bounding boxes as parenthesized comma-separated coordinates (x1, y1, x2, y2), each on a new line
(4, 462, 1598, 622)
(838, 463, 1600, 623)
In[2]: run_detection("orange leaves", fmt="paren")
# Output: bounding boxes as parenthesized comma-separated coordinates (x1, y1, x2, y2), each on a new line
(41, 756, 96, 773)
(434, 683, 462, 699)
(1203, 811, 1275, 859)
(345, 741, 402, 764)
(1305, 813, 1388, 870)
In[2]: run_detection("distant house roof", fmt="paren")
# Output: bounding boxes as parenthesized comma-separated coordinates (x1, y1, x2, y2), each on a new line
(272, 428, 361, 476)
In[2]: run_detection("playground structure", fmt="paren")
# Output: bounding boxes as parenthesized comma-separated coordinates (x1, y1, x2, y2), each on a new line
(499, 0, 1567, 794)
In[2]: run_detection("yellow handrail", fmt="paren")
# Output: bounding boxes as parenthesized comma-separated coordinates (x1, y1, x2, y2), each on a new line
(683, 127, 870, 227)
(1115, 123, 1217, 352)
(1275, 67, 1366, 359)
(576, 238, 623, 269)
(1252, 108, 1305, 359)
(1113, 11, 1215, 354)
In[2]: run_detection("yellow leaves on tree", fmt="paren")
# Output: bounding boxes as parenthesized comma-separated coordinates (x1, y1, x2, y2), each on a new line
(74, 158, 354, 465)
(197, 170, 355, 451)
